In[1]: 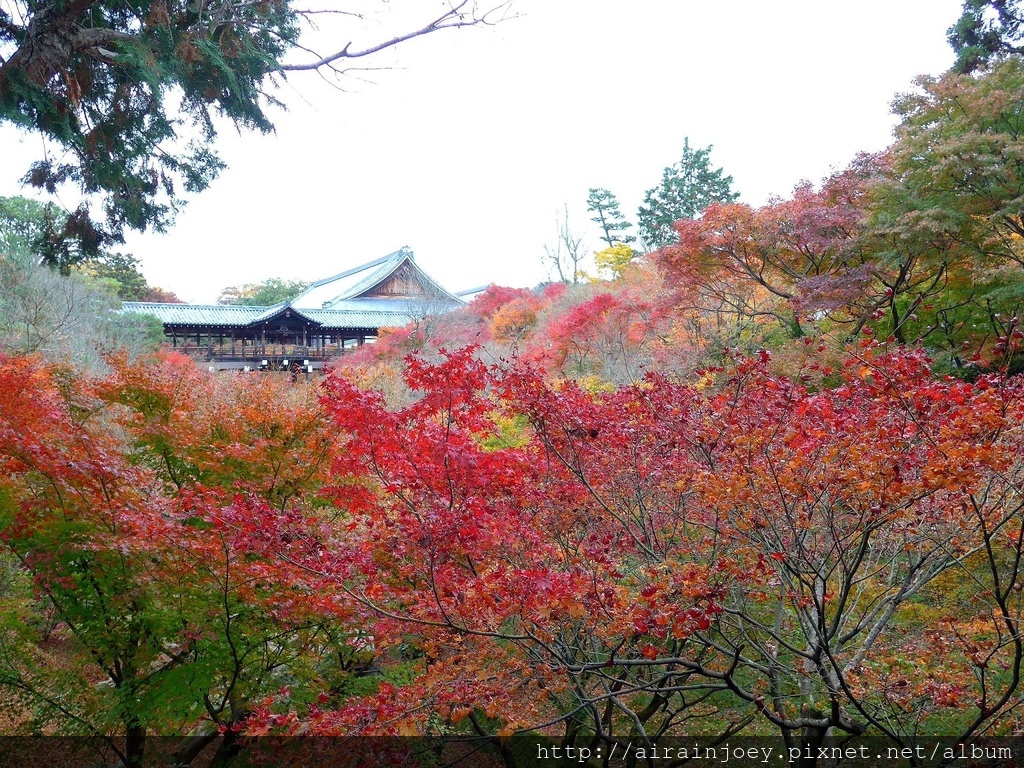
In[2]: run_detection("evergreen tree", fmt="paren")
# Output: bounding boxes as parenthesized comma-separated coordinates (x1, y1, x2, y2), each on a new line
(637, 138, 738, 250)
(949, 0, 1024, 73)
(83, 252, 150, 301)
(586, 188, 635, 248)
(0, 2, 505, 253)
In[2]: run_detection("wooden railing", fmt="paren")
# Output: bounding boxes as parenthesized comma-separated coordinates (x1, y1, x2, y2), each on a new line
(170, 344, 354, 364)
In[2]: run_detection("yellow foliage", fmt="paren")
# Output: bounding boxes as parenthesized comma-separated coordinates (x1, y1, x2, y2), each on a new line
(576, 374, 615, 394)
(593, 244, 637, 280)
(693, 370, 717, 391)
(481, 412, 531, 450)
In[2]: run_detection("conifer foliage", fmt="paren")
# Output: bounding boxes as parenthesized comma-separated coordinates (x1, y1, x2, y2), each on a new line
(0, 1, 506, 253)
(637, 137, 738, 250)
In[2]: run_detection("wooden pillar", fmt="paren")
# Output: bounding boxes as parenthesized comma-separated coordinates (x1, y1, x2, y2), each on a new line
(231, 330, 236, 356)
(261, 326, 266, 355)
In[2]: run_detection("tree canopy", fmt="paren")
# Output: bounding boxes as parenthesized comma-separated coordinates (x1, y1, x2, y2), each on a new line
(3, 344, 1024, 766)
(949, 0, 1024, 72)
(636, 137, 738, 250)
(0, 194, 180, 300)
(216, 277, 311, 306)
(0, 1, 509, 259)
(0, 193, 99, 271)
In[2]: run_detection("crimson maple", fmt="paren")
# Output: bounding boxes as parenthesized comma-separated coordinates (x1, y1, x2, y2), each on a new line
(0, 353, 358, 766)
(266, 342, 1024, 761)
(2, 337, 1023, 767)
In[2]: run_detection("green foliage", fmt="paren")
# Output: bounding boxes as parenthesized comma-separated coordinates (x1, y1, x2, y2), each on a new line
(217, 277, 312, 306)
(0, 1, 298, 250)
(889, 57, 1024, 250)
(81, 252, 150, 301)
(480, 413, 530, 451)
(1, 194, 183, 310)
(637, 137, 738, 250)
(0, 196, 163, 288)
(868, 57, 1024, 364)
(0, 2, 505, 258)
(0, 195, 48, 255)
(948, 0, 1024, 73)
(0, 194, 97, 273)
(586, 187, 635, 248)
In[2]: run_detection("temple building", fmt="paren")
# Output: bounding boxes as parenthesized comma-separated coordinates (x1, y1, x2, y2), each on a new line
(120, 248, 463, 370)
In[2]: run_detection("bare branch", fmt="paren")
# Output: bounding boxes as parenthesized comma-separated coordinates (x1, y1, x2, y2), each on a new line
(543, 205, 589, 284)
(280, 1, 514, 73)
(292, 9, 365, 16)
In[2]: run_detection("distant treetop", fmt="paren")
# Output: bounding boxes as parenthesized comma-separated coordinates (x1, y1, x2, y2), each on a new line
(217, 278, 312, 307)
(637, 138, 738, 250)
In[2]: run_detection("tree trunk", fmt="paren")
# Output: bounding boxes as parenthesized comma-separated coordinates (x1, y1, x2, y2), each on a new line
(171, 731, 220, 767)
(125, 723, 146, 768)
(0, 0, 100, 92)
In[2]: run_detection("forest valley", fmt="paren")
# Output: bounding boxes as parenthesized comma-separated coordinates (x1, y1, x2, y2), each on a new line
(5, 29, 1024, 768)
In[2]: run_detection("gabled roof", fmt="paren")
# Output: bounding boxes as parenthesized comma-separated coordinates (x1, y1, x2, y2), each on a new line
(121, 248, 465, 333)
(290, 247, 462, 310)
(249, 302, 321, 326)
(456, 285, 492, 302)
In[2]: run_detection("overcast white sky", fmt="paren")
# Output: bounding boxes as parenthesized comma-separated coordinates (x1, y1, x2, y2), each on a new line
(0, 1, 964, 303)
